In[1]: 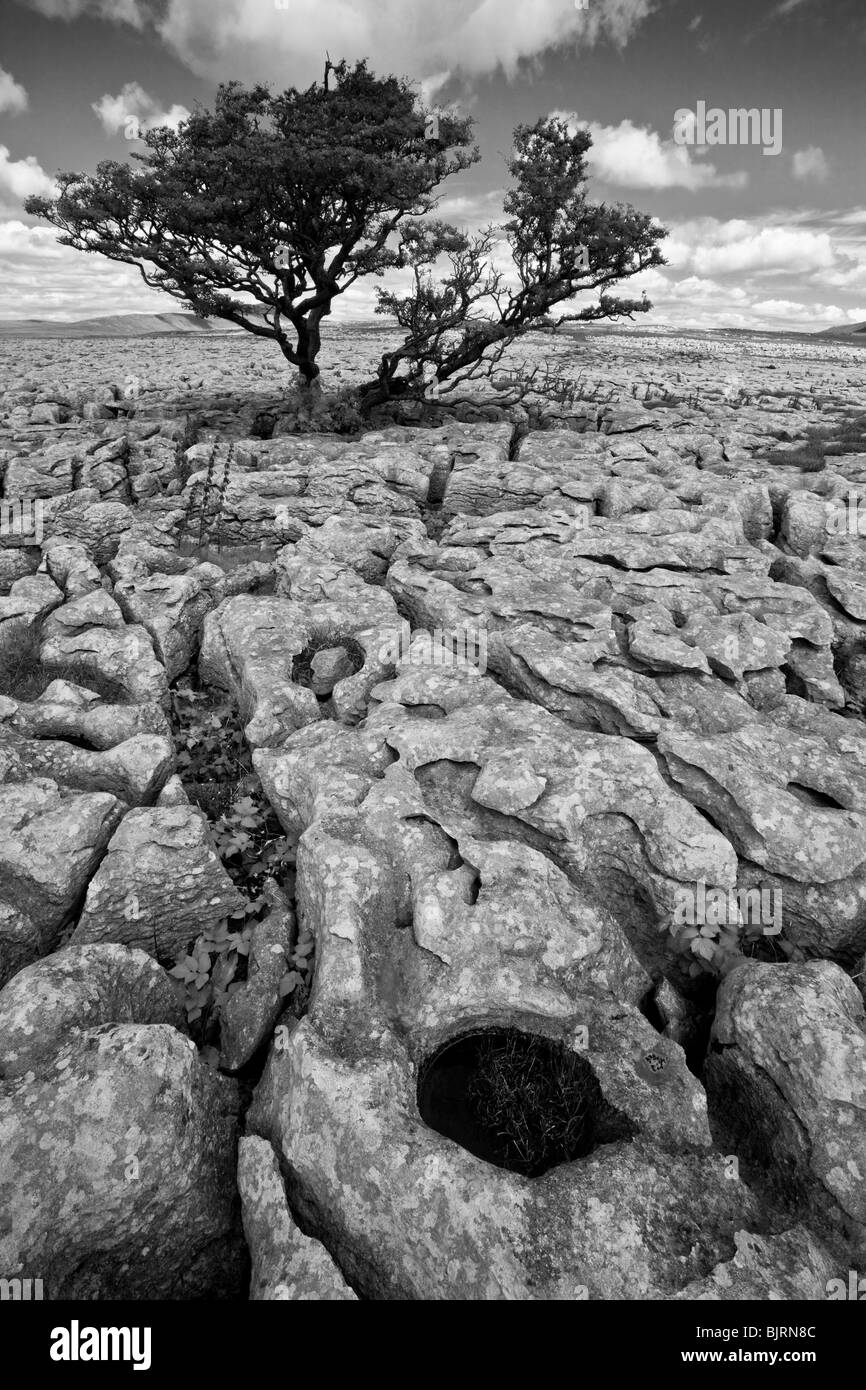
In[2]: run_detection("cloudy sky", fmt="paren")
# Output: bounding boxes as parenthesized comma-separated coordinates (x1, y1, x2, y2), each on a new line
(1, 0, 865, 332)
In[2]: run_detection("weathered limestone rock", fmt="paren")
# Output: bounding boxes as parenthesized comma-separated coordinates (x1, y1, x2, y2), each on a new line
(114, 564, 225, 680)
(245, 659, 777, 1299)
(181, 442, 432, 545)
(706, 960, 866, 1261)
(0, 549, 38, 595)
(41, 621, 169, 707)
(250, 1018, 764, 1299)
(0, 1024, 242, 1297)
(200, 591, 399, 745)
(280, 512, 426, 587)
(40, 539, 104, 598)
(0, 780, 123, 981)
(3, 442, 76, 497)
(660, 1227, 837, 1301)
(41, 494, 134, 565)
(71, 804, 244, 959)
(658, 721, 866, 960)
(0, 572, 63, 650)
(0, 944, 186, 1078)
(0, 902, 43, 995)
(3, 375, 865, 1300)
(220, 882, 295, 1072)
(3, 679, 170, 748)
(238, 1136, 357, 1300)
(0, 726, 173, 803)
(40, 588, 127, 642)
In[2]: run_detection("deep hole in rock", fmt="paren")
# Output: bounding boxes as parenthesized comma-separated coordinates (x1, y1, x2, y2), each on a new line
(417, 1027, 636, 1178)
(786, 781, 846, 811)
(781, 664, 810, 701)
(404, 702, 447, 719)
(250, 409, 276, 440)
(291, 626, 365, 699)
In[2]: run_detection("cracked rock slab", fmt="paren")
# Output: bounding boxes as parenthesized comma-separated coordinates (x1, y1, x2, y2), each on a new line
(0, 943, 186, 1078)
(707, 960, 866, 1262)
(71, 804, 244, 959)
(0, 1023, 242, 1298)
(238, 1135, 357, 1300)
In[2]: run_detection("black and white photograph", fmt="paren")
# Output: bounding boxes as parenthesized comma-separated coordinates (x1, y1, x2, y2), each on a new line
(0, 0, 864, 1354)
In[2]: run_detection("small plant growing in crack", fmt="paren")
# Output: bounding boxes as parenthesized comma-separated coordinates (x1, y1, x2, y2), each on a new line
(177, 440, 234, 555)
(278, 922, 315, 1007)
(663, 913, 806, 978)
(168, 675, 310, 1048)
(169, 913, 254, 1060)
(170, 679, 295, 897)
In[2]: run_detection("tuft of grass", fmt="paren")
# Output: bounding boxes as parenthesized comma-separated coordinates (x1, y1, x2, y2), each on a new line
(765, 440, 826, 473)
(0, 627, 126, 704)
(466, 1031, 629, 1177)
(0, 627, 48, 701)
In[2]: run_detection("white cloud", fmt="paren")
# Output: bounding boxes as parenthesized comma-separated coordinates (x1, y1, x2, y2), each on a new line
(0, 68, 28, 115)
(792, 145, 829, 181)
(92, 82, 190, 136)
(0, 147, 56, 208)
(771, 0, 814, 16)
(750, 297, 858, 326)
(22, 0, 145, 26)
(553, 114, 748, 191)
(666, 217, 837, 277)
(0, 218, 163, 319)
(21, 0, 654, 86)
(614, 214, 866, 331)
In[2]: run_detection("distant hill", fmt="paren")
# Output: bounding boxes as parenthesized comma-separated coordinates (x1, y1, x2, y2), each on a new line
(0, 310, 393, 339)
(0, 312, 245, 339)
(815, 321, 866, 338)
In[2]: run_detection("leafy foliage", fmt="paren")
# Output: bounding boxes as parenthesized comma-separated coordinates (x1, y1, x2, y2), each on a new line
(277, 921, 316, 1007)
(170, 678, 293, 896)
(663, 911, 805, 978)
(169, 915, 253, 1030)
(168, 677, 312, 1045)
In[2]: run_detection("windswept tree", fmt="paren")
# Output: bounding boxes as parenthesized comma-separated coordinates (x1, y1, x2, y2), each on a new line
(25, 60, 477, 386)
(367, 117, 667, 408)
(27, 64, 666, 411)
